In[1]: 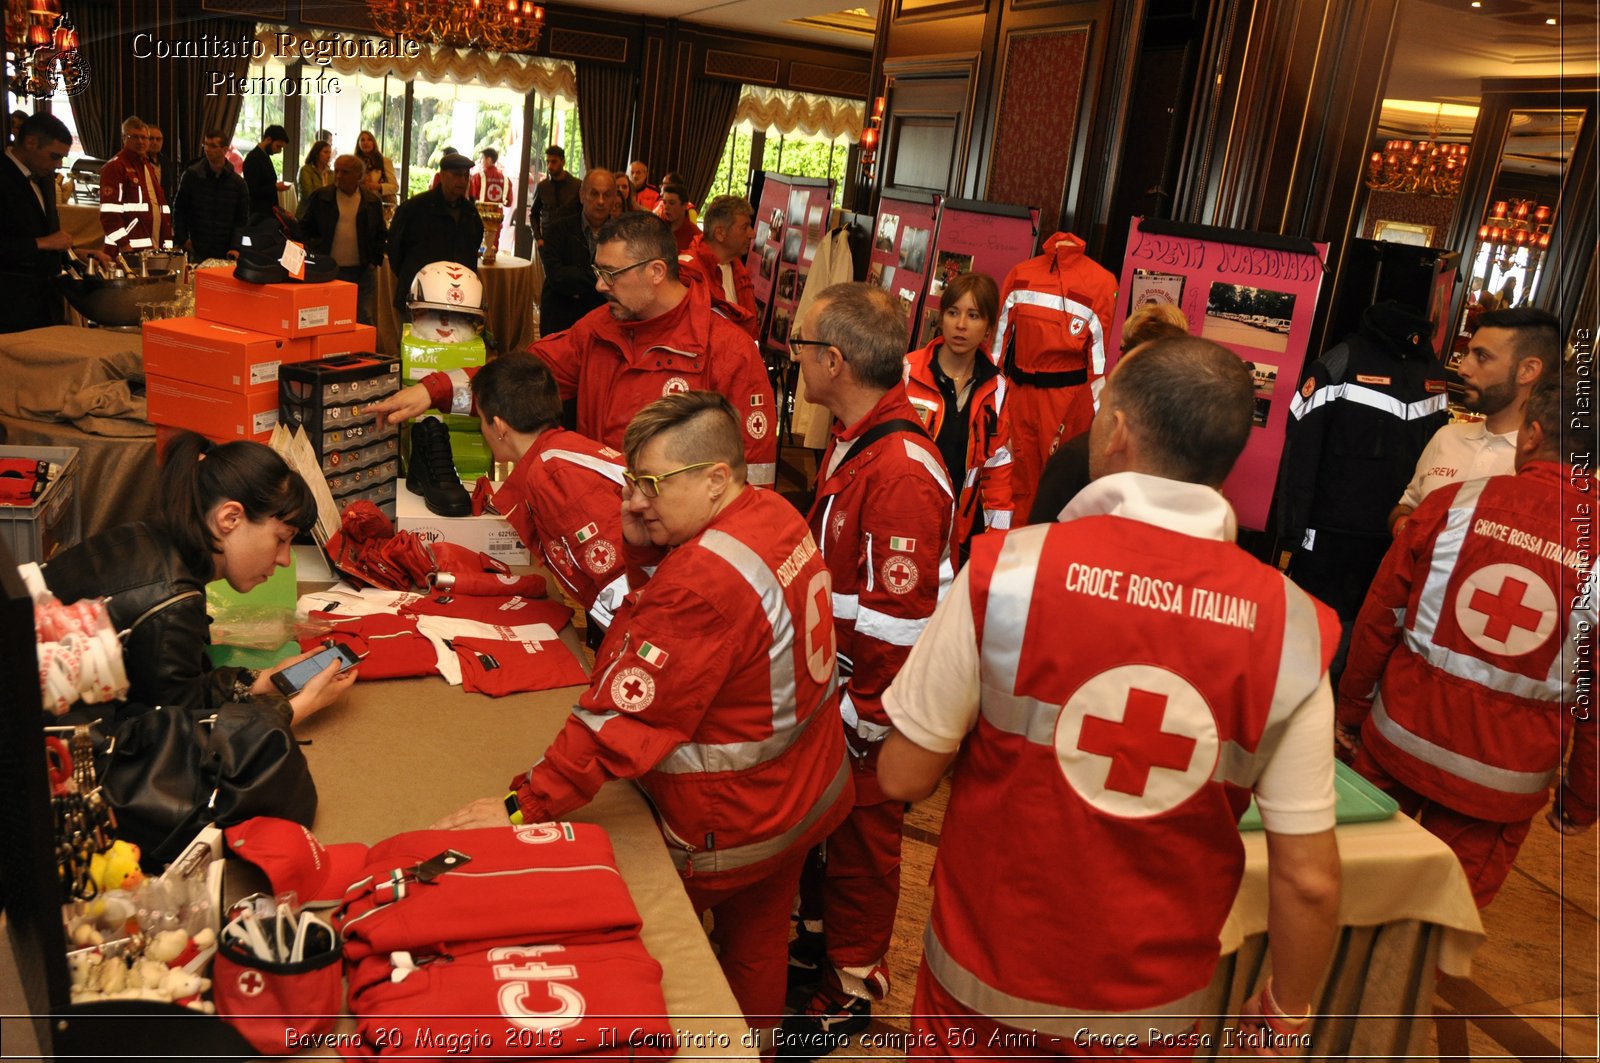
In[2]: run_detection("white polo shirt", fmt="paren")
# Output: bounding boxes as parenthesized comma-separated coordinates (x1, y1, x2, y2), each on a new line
(1398, 419, 1518, 510)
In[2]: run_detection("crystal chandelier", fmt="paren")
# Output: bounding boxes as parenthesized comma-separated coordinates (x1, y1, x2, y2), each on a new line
(368, 0, 545, 53)
(1365, 108, 1468, 198)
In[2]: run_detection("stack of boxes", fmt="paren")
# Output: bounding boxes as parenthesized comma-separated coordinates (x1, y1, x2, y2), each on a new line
(144, 267, 372, 443)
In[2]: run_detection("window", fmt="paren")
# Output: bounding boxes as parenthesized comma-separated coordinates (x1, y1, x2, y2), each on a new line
(762, 132, 848, 207)
(709, 127, 756, 200)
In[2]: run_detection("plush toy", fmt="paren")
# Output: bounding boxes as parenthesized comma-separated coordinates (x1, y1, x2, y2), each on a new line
(89, 841, 144, 893)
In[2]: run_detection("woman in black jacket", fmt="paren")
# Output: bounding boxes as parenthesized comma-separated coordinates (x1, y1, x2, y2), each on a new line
(44, 431, 358, 721)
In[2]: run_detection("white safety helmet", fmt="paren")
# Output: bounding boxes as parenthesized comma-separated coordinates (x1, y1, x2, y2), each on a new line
(408, 261, 485, 317)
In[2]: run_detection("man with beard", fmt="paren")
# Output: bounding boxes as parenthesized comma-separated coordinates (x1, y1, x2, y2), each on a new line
(1387, 308, 1556, 537)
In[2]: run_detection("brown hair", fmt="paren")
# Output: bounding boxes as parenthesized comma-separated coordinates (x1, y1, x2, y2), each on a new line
(623, 391, 746, 479)
(940, 272, 999, 327)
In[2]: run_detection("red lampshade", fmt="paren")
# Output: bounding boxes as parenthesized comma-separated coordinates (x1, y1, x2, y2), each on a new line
(27, 23, 49, 46)
(1534, 205, 1550, 223)
(1478, 225, 1491, 241)
(1538, 232, 1550, 249)
(872, 96, 886, 120)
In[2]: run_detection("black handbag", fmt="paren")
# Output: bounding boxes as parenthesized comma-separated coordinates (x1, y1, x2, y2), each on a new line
(96, 701, 318, 868)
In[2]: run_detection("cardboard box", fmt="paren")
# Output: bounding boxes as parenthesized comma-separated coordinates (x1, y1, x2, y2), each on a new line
(395, 481, 530, 565)
(142, 316, 312, 394)
(309, 324, 378, 358)
(147, 375, 280, 442)
(193, 266, 358, 338)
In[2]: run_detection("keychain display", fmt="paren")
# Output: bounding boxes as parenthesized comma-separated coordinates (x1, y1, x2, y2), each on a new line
(47, 725, 121, 901)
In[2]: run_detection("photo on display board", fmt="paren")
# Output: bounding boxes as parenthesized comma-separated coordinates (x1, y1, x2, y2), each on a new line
(919, 306, 941, 348)
(896, 287, 917, 319)
(755, 220, 771, 248)
(1248, 362, 1277, 428)
(760, 245, 777, 280)
(875, 265, 897, 292)
(1130, 269, 1186, 307)
(1202, 282, 1294, 354)
(786, 189, 810, 237)
(868, 262, 885, 287)
(782, 228, 803, 265)
(807, 204, 826, 244)
(771, 305, 793, 344)
(876, 214, 900, 253)
(899, 227, 931, 273)
(769, 208, 785, 242)
(777, 268, 800, 301)
(929, 250, 974, 297)
(755, 298, 768, 330)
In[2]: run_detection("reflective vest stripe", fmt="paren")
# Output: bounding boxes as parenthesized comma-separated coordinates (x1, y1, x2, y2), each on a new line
(923, 926, 1206, 1038)
(994, 288, 1108, 380)
(978, 527, 1044, 720)
(1289, 382, 1448, 422)
(831, 592, 859, 620)
(542, 449, 625, 484)
(855, 604, 928, 647)
(987, 511, 1013, 530)
(902, 438, 955, 498)
(1371, 691, 1555, 794)
(840, 690, 889, 741)
(1256, 577, 1327, 765)
(666, 751, 850, 875)
(126, 237, 153, 249)
(748, 461, 776, 486)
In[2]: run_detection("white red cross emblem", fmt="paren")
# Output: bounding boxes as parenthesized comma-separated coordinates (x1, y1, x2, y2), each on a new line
(1069, 316, 1086, 336)
(584, 537, 617, 574)
(830, 511, 846, 542)
(1454, 562, 1557, 657)
(1055, 664, 1218, 818)
(747, 410, 769, 439)
(235, 969, 266, 997)
(803, 570, 835, 683)
(609, 666, 655, 712)
(662, 376, 690, 396)
(880, 554, 918, 595)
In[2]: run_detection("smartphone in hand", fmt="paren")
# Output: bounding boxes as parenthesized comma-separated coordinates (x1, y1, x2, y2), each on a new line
(270, 643, 363, 697)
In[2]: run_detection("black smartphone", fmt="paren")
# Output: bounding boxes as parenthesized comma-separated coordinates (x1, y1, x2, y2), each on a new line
(270, 643, 363, 697)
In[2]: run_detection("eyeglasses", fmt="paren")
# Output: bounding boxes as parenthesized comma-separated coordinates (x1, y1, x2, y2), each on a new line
(623, 461, 716, 498)
(788, 336, 834, 362)
(592, 258, 660, 287)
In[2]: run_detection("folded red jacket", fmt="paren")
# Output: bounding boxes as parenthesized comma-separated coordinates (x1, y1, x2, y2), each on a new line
(453, 635, 588, 697)
(300, 612, 438, 680)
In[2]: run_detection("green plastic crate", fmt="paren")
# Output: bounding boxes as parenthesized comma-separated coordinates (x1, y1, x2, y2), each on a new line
(1238, 760, 1399, 832)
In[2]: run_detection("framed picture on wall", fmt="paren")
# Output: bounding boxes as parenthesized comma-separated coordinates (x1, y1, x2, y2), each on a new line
(1373, 219, 1434, 246)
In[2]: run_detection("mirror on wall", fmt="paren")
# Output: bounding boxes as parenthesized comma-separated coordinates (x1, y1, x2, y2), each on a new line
(1449, 108, 1584, 367)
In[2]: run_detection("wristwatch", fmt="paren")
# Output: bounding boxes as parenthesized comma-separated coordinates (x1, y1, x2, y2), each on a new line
(504, 792, 524, 825)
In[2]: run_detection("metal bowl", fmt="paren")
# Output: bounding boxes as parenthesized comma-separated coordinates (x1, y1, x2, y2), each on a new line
(59, 272, 181, 327)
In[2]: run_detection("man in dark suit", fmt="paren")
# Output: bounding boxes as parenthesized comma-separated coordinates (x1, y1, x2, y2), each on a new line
(1, 113, 75, 333)
(536, 168, 615, 337)
(299, 154, 386, 325)
(243, 124, 289, 220)
(386, 151, 482, 314)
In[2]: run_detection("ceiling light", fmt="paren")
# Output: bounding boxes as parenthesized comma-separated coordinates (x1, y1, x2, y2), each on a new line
(1469, 2, 1480, 7)
(1546, 17, 1557, 24)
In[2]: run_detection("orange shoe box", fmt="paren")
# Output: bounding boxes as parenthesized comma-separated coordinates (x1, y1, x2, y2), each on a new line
(193, 266, 358, 338)
(142, 317, 312, 394)
(147, 374, 280, 442)
(308, 323, 378, 358)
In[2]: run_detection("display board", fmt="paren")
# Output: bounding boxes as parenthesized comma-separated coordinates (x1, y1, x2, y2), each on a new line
(1113, 218, 1327, 532)
(746, 174, 835, 357)
(919, 199, 1039, 347)
(869, 189, 941, 345)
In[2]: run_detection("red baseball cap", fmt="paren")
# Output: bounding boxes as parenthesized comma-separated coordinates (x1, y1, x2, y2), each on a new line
(225, 818, 371, 907)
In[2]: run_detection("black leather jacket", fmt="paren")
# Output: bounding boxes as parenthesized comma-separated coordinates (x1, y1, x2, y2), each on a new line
(43, 522, 248, 717)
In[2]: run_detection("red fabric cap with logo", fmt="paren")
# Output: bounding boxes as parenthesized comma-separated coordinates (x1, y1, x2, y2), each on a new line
(225, 817, 371, 907)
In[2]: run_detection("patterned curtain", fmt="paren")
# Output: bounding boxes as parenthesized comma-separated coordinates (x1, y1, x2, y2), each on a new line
(734, 86, 864, 141)
(575, 61, 637, 174)
(678, 78, 741, 208)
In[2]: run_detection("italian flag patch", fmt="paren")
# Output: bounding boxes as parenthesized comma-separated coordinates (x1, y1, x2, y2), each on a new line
(888, 536, 917, 552)
(637, 641, 670, 667)
(575, 522, 599, 543)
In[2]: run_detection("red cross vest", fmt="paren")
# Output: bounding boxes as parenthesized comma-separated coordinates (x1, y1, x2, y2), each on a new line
(1339, 461, 1598, 823)
(926, 517, 1336, 1033)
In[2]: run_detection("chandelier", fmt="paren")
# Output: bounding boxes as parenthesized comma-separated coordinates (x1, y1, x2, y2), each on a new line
(368, 0, 545, 53)
(1365, 109, 1468, 198)
(1478, 199, 1551, 270)
(5, 0, 88, 99)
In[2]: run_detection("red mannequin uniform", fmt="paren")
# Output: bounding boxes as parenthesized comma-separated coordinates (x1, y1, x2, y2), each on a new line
(1339, 462, 1598, 906)
(507, 487, 853, 1024)
(100, 145, 172, 252)
(885, 473, 1338, 1056)
(904, 337, 1013, 555)
(993, 232, 1116, 520)
(682, 233, 758, 340)
(489, 428, 630, 630)
(805, 386, 954, 984)
(420, 282, 777, 485)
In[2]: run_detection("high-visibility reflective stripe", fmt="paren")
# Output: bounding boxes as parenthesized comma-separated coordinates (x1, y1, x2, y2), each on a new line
(748, 462, 776, 485)
(987, 510, 1013, 530)
(902, 438, 955, 498)
(1288, 382, 1448, 423)
(984, 445, 1013, 469)
(656, 687, 826, 775)
(665, 752, 851, 875)
(543, 449, 626, 484)
(126, 237, 153, 249)
(1413, 479, 1485, 641)
(831, 592, 859, 620)
(1371, 692, 1555, 794)
(104, 219, 137, 243)
(98, 202, 138, 213)
(924, 927, 1206, 1038)
(574, 706, 614, 732)
(978, 681, 1056, 745)
(855, 604, 928, 647)
(839, 690, 890, 741)
(994, 288, 1108, 380)
(978, 527, 1046, 732)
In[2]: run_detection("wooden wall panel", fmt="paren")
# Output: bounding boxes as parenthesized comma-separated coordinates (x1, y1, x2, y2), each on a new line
(984, 26, 1088, 235)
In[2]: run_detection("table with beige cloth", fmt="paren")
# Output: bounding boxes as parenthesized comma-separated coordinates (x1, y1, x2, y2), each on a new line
(293, 671, 756, 1058)
(375, 253, 543, 359)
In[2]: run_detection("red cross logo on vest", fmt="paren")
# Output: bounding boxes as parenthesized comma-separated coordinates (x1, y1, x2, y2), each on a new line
(1055, 664, 1219, 818)
(609, 665, 656, 712)
(881, 554, 919, 595)
(662, 376, 690, 396)
(236, 969, 265, 997)
(803, 570, 836, 683)
(1453, 562, 1557, 657)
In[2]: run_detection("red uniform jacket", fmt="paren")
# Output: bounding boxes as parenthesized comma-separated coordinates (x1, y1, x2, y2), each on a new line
(808, 387, 955, 735)
(904, 338, 1013, 553)
(993, 232, 1117, 519)
(491, 428, 629, 629)
(421, 283, 777, 486)
(681, 234, 758, 340)
(511, 488, 853, 887)
(99, 147, 172, 252)
(928, 517, 1336, 1025)
(1338, 461, 1598, 825)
